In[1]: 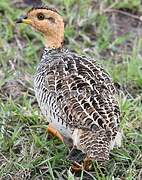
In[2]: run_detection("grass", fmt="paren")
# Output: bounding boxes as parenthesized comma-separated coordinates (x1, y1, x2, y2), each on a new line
(0, 0, 142, 179)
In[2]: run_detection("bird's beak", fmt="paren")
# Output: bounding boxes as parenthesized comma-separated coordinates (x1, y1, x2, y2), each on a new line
(16, 15, 32, 25)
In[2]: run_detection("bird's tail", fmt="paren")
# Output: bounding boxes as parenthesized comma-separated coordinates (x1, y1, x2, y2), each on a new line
(79, 129, 110, 162)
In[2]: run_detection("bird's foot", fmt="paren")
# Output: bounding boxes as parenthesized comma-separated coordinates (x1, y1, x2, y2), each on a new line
(71, 161, 82, 173)
(83, 157, 92, 171)
(71, 157, 92, 173)
(47, 123, 63, 142)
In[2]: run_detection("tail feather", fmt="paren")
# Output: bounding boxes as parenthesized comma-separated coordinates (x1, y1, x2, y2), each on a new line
(79, 129, 110, 162)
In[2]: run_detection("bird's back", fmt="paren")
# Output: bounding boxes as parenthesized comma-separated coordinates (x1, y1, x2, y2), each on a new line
(34, 48, 120, 161)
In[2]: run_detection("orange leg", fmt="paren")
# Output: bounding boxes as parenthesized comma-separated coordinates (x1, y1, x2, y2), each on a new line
(71, 158, 92, 173)
(47, 123, 63, 142)
(83, 157, 92, 171)
(71, 161, 82, 173)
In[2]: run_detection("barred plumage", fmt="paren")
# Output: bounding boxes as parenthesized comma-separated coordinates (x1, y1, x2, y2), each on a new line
(17, 6, 121, 170)
(34, 48, 121, 161)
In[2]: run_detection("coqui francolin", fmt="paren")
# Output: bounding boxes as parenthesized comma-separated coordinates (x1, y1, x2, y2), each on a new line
(16, 5, 122, 171)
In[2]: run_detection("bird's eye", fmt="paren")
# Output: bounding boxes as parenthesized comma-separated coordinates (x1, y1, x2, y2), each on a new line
(37, 13, 45, 20)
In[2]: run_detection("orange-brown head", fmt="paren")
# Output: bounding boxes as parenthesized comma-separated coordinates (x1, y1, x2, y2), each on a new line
(16, 6, 64, 48)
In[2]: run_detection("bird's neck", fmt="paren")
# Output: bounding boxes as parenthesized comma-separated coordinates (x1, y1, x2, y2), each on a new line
(44, 33, 64, 49)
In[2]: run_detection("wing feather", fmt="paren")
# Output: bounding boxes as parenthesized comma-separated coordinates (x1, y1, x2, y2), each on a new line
(35, 50, 120, 140)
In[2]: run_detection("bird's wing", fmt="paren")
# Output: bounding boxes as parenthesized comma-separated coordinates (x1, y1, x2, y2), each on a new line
(42, 51, 120, 140)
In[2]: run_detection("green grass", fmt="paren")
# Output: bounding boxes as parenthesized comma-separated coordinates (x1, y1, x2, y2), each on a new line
(0, 0, 142, 179)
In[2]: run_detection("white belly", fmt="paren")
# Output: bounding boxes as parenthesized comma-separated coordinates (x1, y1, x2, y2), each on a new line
(50, 117, 72, 138)
(35, 86, 72, 139)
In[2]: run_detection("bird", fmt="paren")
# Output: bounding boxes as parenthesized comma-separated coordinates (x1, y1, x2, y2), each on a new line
(16, 5, 121, 171)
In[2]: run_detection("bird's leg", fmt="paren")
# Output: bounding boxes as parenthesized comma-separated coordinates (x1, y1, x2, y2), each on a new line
(71, 161, 82, 172)
(68, 148, 88, 172)
(71, 157, 92, 172)
(83, 156, 92, 171)
(47, 123, 63, 142)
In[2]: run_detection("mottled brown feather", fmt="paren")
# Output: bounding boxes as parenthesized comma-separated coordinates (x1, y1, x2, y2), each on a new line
(34, 48, 120, 161)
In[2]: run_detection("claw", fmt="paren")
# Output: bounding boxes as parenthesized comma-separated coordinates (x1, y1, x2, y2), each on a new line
(83, 157, 92, 171)
(71, 157, 92, 173)
(71, 161, 82, 173)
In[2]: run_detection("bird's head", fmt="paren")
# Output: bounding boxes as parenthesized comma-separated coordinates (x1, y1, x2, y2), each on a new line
(16, 6, 64, 48)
